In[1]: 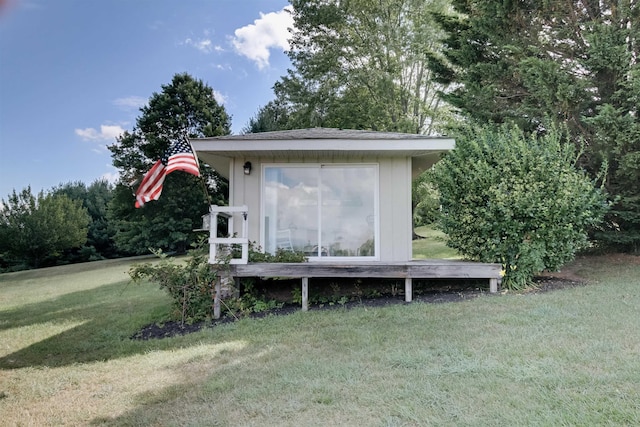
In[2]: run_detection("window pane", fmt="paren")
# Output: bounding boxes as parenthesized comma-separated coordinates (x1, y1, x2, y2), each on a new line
(264, 165, 376, 258)
(264, 167, 319, 254)
(320, 166, 376, 257)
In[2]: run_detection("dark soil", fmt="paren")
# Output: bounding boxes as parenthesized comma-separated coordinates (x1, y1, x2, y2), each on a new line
(131, 274, 585, 341)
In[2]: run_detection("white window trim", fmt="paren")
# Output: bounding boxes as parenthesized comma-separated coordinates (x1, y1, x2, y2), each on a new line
(260, 163, 380, 262)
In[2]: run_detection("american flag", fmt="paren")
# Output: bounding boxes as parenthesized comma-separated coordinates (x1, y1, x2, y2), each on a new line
(135, 138, 200, 208)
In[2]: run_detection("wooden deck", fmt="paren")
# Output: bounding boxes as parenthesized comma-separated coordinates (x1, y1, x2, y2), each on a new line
(213, 260, 503, 316)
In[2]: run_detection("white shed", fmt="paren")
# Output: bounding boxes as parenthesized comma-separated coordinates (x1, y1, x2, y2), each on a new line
(192, 128, 501, 316)
(191, 127, 454, 264)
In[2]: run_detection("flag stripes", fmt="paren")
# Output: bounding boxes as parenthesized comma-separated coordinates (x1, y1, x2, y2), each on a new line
(134, 139, 200, 208)
(165, 153, 199, 176)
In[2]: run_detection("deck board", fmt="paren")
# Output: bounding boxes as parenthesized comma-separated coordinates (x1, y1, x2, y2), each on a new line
(229, 260, 502, 280)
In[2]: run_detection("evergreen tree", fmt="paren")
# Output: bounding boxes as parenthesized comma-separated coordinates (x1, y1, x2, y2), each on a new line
(243, 100, 293, 134)
(429, 0, 640, 251)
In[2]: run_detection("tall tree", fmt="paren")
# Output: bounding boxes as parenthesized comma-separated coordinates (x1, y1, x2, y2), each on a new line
(0, 187, 90, 268)
(429, 0, 640, 251)
(267, 0, 452, 134)
(107, 73, 231, 255)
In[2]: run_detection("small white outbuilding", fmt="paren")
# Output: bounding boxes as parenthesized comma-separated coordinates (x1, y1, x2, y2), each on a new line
(191, 128, 500, 315)
(192, 127, 454, 263)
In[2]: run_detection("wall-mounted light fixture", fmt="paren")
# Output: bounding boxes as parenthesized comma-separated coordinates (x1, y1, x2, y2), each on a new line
(243, 161, 252, 175)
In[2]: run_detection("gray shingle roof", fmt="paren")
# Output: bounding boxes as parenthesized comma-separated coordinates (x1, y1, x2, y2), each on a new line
(200, 127, 445, 141)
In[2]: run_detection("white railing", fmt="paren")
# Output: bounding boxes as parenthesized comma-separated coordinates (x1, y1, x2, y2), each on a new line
(206, 205, 249, 265)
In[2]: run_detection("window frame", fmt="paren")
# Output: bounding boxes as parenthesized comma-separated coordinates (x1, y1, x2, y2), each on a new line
(260, 163, 380, 262)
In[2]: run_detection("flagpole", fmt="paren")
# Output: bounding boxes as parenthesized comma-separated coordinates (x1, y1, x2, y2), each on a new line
(199, 175, 213, 207)
(184, 134, 213, 208)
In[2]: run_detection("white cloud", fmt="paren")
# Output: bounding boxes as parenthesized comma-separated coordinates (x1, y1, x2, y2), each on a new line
(184, 37, 214, 53)
(213, 63, 231, 71)
(75, 124, 125, 142)
(113, 96, 146, 111)
(213, 90, 227, 105)
(100, 170, 119, 185)
(231, 7, 293, 69)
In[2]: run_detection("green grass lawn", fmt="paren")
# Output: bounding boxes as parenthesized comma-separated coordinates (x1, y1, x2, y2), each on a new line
(1, 255, 640, 426)
(412, 225, 461, 259)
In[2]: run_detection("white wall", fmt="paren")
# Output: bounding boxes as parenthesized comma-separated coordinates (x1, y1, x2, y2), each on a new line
(378, 157, 413, 262)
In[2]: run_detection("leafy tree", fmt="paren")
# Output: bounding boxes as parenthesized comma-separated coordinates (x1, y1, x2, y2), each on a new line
(107, 73, 231, 255)
(0, 187, 90, 268)
(265, 0, 452, 134)
(429, 0, 640, 251)
(430, 126, 608, 289)
(52, 179, 117, 260)
(242, 99, 293, 134)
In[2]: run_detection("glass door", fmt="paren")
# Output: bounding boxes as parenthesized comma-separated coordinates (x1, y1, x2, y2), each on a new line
(263, 164, 377, 259)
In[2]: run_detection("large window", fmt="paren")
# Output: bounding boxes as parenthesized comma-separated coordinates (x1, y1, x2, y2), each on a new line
(263, 164, 378, 259)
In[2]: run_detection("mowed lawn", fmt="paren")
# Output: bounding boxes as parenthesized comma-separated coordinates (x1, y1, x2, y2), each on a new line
(412, 226, 461, 259)
(1, 254, 640, 426)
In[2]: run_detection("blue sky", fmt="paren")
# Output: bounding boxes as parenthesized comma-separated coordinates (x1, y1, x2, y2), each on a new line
(0, 0, 293, 199)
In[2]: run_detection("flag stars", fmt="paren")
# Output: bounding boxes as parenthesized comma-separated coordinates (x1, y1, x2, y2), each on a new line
(135, 138, 200, 208)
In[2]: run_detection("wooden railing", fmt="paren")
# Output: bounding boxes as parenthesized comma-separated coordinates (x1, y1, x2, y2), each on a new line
(205, 205, 249, 265)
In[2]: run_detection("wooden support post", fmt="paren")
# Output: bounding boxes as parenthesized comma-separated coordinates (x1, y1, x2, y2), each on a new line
(241, 209, 249, 263)
(489, 278, 498, 293)
(213, 278, 222, 319)
(301, 277, 309, 312)
(209, 210, 219, 264)
(405, 277, 412, 302)
(234, 277, 241, 298)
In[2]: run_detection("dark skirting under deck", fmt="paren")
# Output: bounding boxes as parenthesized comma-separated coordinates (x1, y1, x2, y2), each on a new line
(210, 260, 503, 317)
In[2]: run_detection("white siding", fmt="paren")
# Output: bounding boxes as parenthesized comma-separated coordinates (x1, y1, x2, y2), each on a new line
(229, 155, 413, 262)
(230, 157, 262, 244)
(378, 157, 412, 262)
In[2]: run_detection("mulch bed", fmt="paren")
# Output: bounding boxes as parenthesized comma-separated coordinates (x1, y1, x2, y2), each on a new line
(131, 275, 585, 340)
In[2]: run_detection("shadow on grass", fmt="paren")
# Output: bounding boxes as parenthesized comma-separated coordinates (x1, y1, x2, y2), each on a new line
(0, 281, 187, 369)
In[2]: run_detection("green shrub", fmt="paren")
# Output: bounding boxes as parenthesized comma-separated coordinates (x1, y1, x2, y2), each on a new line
(225, 278, 284, 315)
(130, 240, 307, 324)
(248, 243, 307, 263)
(430, 125, 608, 289)
(413, 173, 441, 226)
(129, 243, 218, 324)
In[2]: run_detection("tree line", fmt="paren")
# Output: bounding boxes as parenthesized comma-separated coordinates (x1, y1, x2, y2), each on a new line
(0, 180, 131, 269)
(1, 0, 638, 275)
(0, 74, 231, 271)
